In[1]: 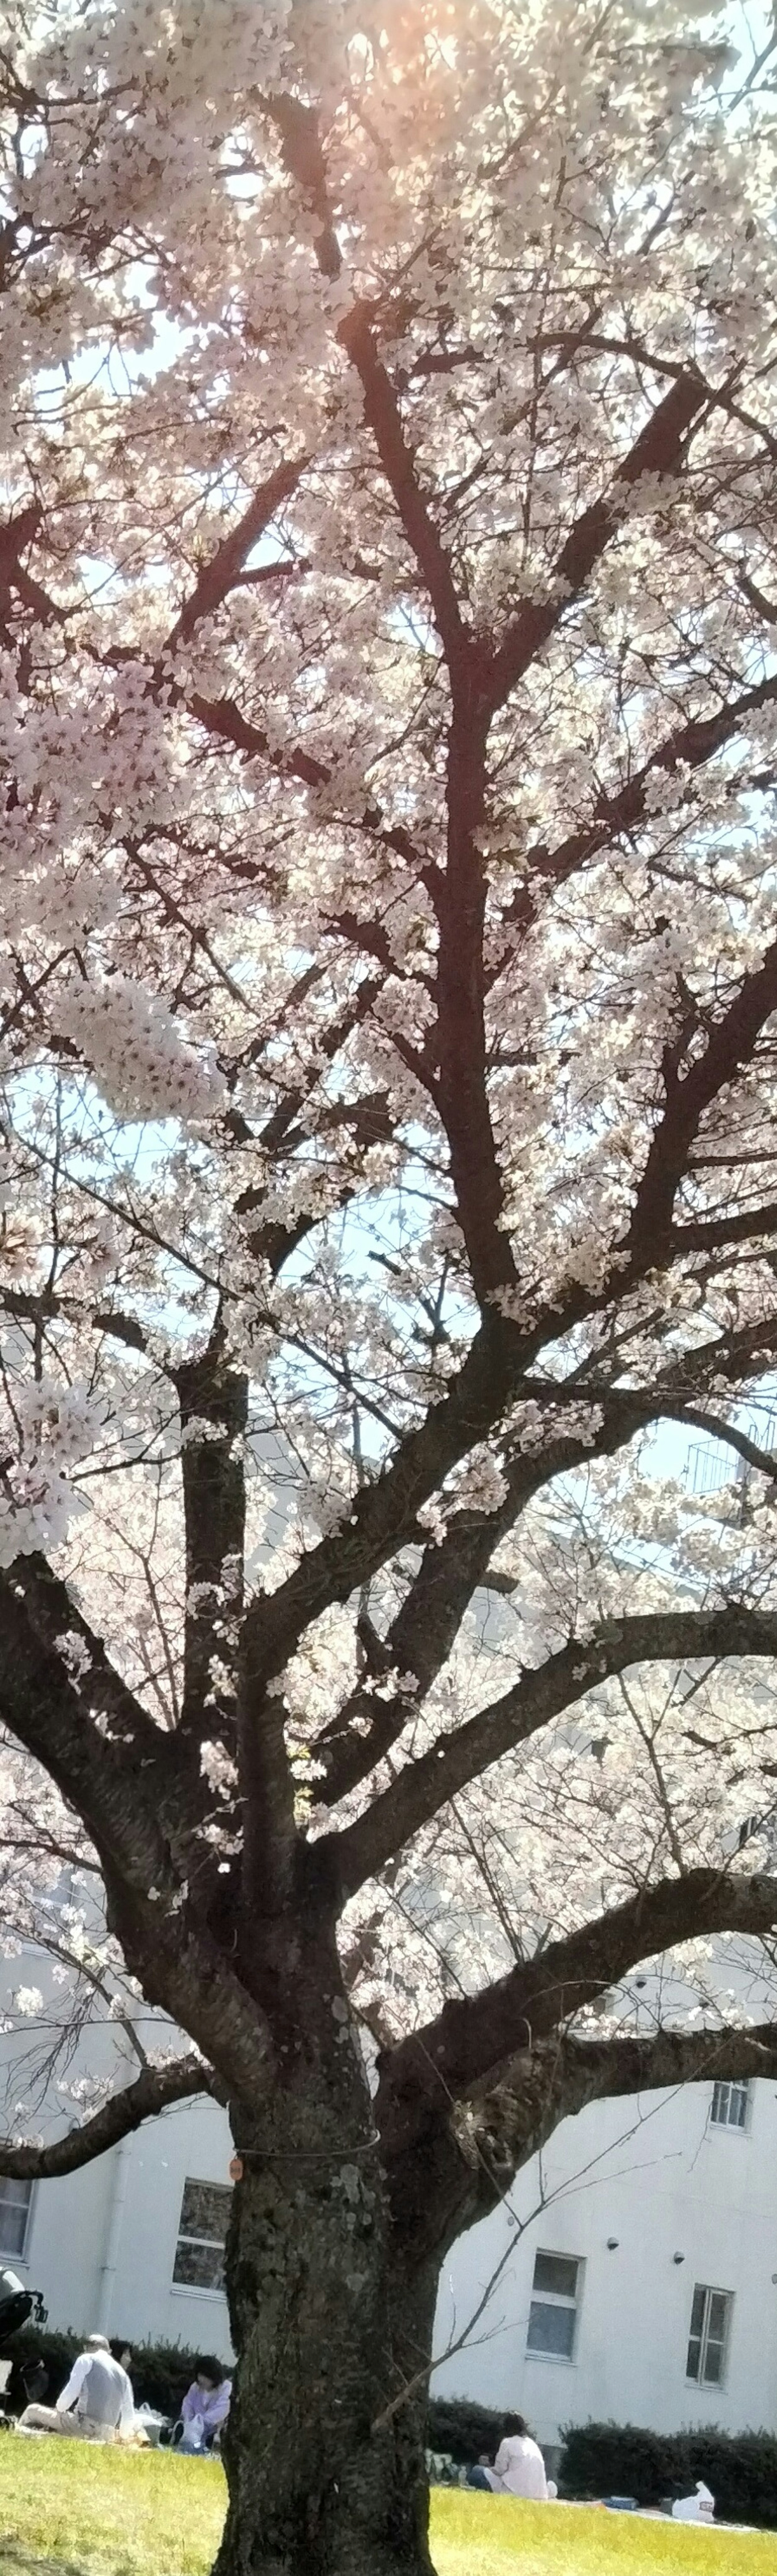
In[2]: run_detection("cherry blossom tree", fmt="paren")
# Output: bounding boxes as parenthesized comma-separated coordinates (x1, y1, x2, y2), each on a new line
(4, 2, 777, 2568)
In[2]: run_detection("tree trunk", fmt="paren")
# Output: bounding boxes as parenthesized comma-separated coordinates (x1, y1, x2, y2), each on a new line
(214, 2074, 436, 2576)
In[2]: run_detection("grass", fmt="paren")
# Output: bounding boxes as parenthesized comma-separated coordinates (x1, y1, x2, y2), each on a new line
(1, 2445, 777, 2576)
(433, 2488, 777, 2572)
(0, 2443, 223, 2576)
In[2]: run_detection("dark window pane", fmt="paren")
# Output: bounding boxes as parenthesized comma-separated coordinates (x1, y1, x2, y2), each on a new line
(707, 2294, 728, 2341)
(527, 2299, 576, 2357)
(703, 2342, 724, 2386)
(178, 2179, 231, 2246)
(686, 2336, 702, 2382)
(712, 2080, 749, 2129)
(689, 2285, 706, 2337)
(173, 2239, 225, 2290)
(0, 2178, 30, 2255)
(0, 2204, 27, 2254)
(0, 2178, 29, 2210)
(532, 2252, 578, 2300)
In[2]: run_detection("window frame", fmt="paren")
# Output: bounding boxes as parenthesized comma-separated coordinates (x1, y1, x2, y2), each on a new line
(172, 2176, 231, 2297)
(686, 2282, 733, 2388)
(525, 2248, 583, 2364)
(710, 2078, 751, 2134)
(0, 2174, 33, 2262)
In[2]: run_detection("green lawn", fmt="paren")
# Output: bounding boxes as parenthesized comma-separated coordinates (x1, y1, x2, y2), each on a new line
(434, 2488, 777, 2572)
(1, 2445, 777, 2576)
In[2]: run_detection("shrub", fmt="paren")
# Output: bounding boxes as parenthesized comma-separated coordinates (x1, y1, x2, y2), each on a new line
(560, 2420, 777, 2527)
(2, 2324, 77, 2414)
(426, 2397, 513, 2467)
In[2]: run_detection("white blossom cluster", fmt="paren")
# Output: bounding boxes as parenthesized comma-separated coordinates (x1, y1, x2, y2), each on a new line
(57, 975, 226, 1127)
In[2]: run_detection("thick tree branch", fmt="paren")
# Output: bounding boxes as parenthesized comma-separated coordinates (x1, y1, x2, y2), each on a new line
(554, 2021, 777, 2117)
(0, 1554, 166, 1794)
(175, 1334, 247, 1740)
(488, 369, 706, 709)
(318, 1390, 661, 1807)
(402, 2020, 777, 2260)
(437, 697, 518, 1302)
(0, 1560, 273, 2094)
(459, 2019, 777, 2223)
(319, 1511, 523, 1807)
(185, 686, 432, 908)
(319, 1374, 777, 1815)
(243, 1099, 396, 1280)
(493, 669, 777, 958)
(244, 1313, 526, 1690)
(0, 502, 42, 624)
(331, 1605, 777, 1896)
(0, 2054, 213, 2180)
(624, 935, 777, 1273)
(188, 686, 328, 786)
(245, 1206, 777, 1710)
(672, 1197, 777, 1253)
(667, 1406, 777, 1488)
(269, 93, 472, 695)
(387, 2004, 777, 2280)
(0, 1285, 149, 1359)
(162, 457, 306, 656)
(379, 1867, 777, 2150)
(529, 328, 777, 469)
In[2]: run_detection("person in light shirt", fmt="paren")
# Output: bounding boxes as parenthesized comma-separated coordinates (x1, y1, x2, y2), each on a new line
(17, 2333, 134, 2442)
(467, 2412, 548, 2501)
(176, 2356, 232, 2453)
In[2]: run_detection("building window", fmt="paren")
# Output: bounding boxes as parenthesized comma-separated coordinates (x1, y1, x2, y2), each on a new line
(526, 2251, 582, 2360)
(173, 2178, 231, 2291)
(0, 2176, 32, 2259)
(710, 2079, 750, 2132)
(686, 2284, 732, 2386)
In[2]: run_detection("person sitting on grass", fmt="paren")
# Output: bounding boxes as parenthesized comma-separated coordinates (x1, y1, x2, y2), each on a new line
(174, 2356, 231, 2454)
(467, 2412, 548, 2501)
(17, 2333, 135, 2442)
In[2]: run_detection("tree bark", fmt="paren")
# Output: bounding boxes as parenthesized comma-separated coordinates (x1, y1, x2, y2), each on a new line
(215, 2047, 434, 2576)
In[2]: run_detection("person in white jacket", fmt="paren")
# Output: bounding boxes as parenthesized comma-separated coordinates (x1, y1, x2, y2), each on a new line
(467, 2412, 548, 2501)
(17, 2334, 135, 2442)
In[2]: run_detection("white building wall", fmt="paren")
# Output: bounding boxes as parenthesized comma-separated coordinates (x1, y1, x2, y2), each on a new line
(14, 2094, 235, 2355)
(0, 1943, 237, 2355)
(21, 2155, 114, 2332)
(12, 2091, 234, 2359)
(97, 2094, 234, 2354)
(432, 2076, 777, 2452)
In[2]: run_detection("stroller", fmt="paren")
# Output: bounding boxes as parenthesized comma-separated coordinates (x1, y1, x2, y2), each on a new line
(0, 2266, 47, 2426)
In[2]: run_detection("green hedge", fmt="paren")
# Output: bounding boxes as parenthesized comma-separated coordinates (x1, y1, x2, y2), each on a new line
(560, 2421, 777, 2527)
(426, 2397, 510, 2466)
(0, 2328, 231, 2422)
